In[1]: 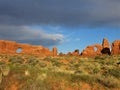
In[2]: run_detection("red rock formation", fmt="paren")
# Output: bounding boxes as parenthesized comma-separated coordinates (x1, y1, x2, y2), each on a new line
(0, 40, 57, 56)
(101, 38, 111, 55)
(72, 49, 80, 56)
(111, 40, 120, 55)
(102, 38, 110, 48)
(59, 52, 65, 56)
(52, 47, 57, 56)
(81, 38, 112, 56)
(81, 44, 103, 56)
(66, 52, 72, 56)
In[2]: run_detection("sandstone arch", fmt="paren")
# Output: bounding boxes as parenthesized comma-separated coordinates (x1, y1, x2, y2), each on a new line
(0, 40, 57, 56)
(16, 47, 23, 53)
(81, 44, 103, 56)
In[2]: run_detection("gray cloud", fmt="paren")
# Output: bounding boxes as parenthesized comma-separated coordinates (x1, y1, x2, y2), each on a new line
(0, 25, 64, 46)
(0, 0, 120, 26)
(0, 0, 120, 47)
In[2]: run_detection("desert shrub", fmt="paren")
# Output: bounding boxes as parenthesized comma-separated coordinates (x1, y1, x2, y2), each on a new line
(21, 70, 70, 90)
(43, 56, 53, 61)
(69, 60, 74, 64)
(118, 57, 120, 60)
(68, 63, 81, 71)
(0, 64, 10, 84)
(0, 65, 10, 76)
(38, 61, 47, 68)
(92, 68, 100, 74)
(94, 56, 105, 60)
(105, 60, 116, 65)
(52, 61, 63, 67)
(71, 74, 96, 85)
(98, 60, 106, 64)
(0, 55, 8, 59)
(26, 58, 39, 65)
(0, 61, 6, 65)
(108, 67, 120, 78)
(99, 76, 120, 88)
(9, 56, 23, 64)
(48, 58, 63, 67)
(21, 79, 51, 90)
(74, 63, 80, 68)
(0, 68, 2, 83)
(89, 63, 101, 74)
(74, 69, 83, 75)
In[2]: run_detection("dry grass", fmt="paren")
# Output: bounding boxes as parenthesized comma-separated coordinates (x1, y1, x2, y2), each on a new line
(0, 54, 120, 90)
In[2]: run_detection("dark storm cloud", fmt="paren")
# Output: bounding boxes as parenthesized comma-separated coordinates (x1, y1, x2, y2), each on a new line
(0, 0, 120, 46)
(0, 0, 120, 26)
(0, 26, 64, 46)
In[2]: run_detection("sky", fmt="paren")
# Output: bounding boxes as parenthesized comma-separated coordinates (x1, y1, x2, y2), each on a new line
(0, 0, 120, 53)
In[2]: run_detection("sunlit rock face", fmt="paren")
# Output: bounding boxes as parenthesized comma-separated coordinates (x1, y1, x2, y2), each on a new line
(52, 47, 57, 56)
(0, 40, 57, 56)
(111, 40, 120, 55)
(72, 49, 80, 56)
(102, 38, 110, 48)
(101, 38, 111, 55)
(0, 38, 120, 57)
(81, 38, 112, 56)
(59, 38, 120, 57)
(81, 44, 103, 57)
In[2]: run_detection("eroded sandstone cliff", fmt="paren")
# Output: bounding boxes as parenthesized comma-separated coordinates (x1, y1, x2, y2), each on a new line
(0, 40, 57, 56)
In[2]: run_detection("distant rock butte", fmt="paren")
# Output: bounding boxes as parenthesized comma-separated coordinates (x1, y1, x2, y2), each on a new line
(0, 40, 57, 56)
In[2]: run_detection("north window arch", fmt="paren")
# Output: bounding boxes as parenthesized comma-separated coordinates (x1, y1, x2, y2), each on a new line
(16, 47, 23, 53)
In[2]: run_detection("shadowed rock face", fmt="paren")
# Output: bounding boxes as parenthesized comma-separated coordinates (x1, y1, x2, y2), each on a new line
(101, 48, 111, 55)
(111, 40, 120, 55)
(0, 40, 57, 56)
